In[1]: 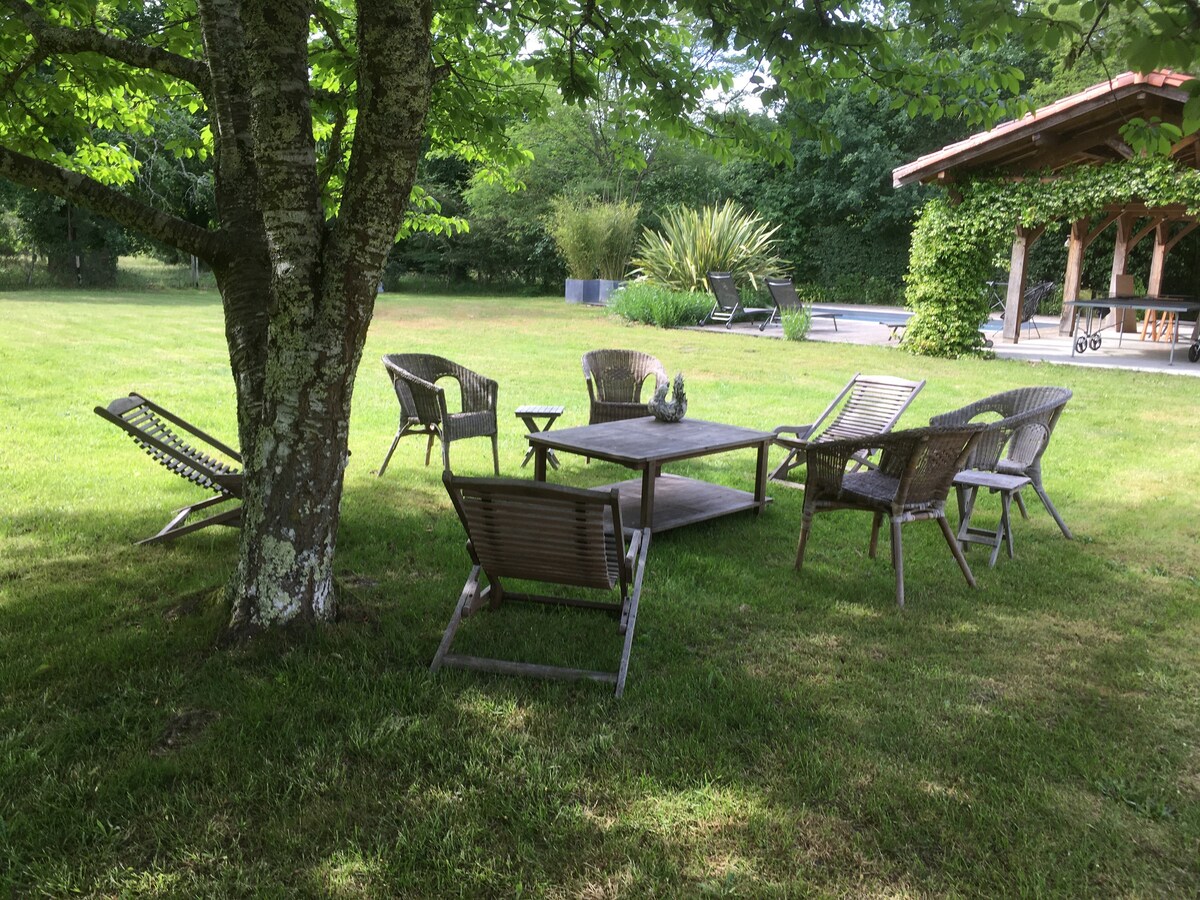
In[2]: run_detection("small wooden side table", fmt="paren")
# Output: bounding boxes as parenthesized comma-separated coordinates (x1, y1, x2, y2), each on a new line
(953, 469, 1033, 567)
(516, 405, 565, 469)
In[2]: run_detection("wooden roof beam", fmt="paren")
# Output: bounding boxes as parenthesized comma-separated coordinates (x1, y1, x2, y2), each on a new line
(1105, 137, 1134, 159)
(1020, 119, 1137, 169)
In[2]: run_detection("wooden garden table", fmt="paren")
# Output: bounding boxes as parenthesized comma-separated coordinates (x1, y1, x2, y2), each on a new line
(526, 416, 773, 532)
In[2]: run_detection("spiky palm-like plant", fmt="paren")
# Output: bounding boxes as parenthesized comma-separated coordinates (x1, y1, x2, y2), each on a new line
(629, 200, 786, 293)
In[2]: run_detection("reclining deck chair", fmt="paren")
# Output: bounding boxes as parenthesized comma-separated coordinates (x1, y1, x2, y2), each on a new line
(763, 277, 838, 333)
(431, 473, 651, 697)
(379, 353, 499, 476)
(770, 373, 926, 484)
(795, 424, 985, 606)
(702, 272, 773, 328)
(95, 393, 243, 544)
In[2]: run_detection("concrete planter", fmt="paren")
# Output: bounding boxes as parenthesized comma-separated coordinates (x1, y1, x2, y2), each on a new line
(565, 279, 624, 306)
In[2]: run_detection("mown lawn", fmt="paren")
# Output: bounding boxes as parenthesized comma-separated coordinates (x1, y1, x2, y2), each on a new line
(1, 286, 1197, 897)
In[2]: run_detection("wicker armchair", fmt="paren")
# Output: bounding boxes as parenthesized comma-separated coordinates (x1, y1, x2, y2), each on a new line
(1000, 281, 1056, 338)
(379, 353, 499, 476)
(929, 386, 1073, 538)
(581, 349, 668, 425)
(795, 424, 985, 606)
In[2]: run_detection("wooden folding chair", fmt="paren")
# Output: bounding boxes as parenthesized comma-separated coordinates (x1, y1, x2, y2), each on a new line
(432, 473, 651, 697)
(95, 393, 242, 544)
(770, 373, 926, 484)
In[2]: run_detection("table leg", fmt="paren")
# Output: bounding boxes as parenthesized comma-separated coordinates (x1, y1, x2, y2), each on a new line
(754, 439, 769, 512)
(534, 447, 548, 482)
(519, 414, 561, 469)
(1170, 313, 1180, 365)
(639, 465, 656, 531)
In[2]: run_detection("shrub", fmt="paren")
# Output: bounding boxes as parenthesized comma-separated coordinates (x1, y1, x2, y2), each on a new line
(593, 201, 641, 281)
(547, 196, 641, 280)
(629, 200, 786, 293)
(828, 273, 902, 305)
(781, 305, 813, 341)
(609, 281, 712, 328)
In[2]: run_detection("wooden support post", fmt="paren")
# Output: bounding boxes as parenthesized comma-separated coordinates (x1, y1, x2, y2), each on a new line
(1001, 226, 1041, 344)
(1140, 221, 1172, 340)
(1058, 219, 1088, 335)
(1107, 213, 1138, 333)
(1058, 212, 1121, 335)
(1147, 221, 1169, 297)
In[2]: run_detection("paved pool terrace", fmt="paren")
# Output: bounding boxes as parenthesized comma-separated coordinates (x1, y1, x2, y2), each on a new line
(688, 304, 1200, 378)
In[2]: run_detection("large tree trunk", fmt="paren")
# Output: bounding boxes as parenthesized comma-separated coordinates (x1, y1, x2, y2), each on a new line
(223, 0, 434, 628)
(228, 280, 369, 627)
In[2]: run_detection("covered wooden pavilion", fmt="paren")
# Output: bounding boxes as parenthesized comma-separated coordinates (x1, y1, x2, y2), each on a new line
(892, 70, 1198, 343)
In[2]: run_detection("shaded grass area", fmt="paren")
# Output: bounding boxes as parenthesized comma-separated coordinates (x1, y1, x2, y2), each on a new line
(1, 289, 1198, 896)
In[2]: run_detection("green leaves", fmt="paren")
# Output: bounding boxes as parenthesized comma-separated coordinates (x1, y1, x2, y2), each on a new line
(546, 196, 641, 280)
(629, 200, 785, 293)
(905, 157, 1200, 357)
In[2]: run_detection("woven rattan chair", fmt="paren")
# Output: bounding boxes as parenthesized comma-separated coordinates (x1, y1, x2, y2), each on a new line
(770, 373, 926, 484)
(431, 473, 651, 697)
(581, 349, 667, 425)
(702, 271, 773, 328)
(795, 424, 985, 606)
(929, 386, 1073, 539)
(95, 393, 243, 544)
(379, 353, 499, 476)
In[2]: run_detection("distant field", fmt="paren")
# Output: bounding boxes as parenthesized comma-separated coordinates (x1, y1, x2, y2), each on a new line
(1, 286, 1197, 896)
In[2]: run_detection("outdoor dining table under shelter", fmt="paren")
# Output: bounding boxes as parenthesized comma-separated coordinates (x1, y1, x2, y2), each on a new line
(892, 70, 1199, 345)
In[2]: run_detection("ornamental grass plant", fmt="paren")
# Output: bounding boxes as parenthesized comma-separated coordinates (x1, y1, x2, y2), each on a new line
(547, 196, 641, 280)
(2, 277, 1199, 896)
(780, 304, 813, 340)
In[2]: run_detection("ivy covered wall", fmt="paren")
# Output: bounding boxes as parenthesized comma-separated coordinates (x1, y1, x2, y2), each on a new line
(902, 157, 1200, 357)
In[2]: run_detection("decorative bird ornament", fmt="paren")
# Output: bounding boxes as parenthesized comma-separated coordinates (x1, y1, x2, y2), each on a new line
(648, 373, 687, 423)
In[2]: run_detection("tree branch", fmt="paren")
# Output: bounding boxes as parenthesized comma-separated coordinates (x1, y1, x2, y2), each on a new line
(329, 0, 435, 298)
(5, 0, 212, 95)
(0, 147, 227, 263)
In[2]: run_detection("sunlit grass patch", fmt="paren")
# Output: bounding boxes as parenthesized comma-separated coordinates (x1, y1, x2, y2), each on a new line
(1, 288, 1198, 895)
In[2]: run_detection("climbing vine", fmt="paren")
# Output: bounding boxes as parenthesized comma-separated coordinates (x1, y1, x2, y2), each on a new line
(902, 157, 1200, 357)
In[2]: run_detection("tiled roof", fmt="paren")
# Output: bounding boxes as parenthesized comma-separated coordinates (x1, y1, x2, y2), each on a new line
(892, 70, 1195, 187)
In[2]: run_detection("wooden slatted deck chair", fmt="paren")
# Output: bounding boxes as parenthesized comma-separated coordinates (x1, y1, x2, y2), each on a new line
(795, 424, 986, 607)
(94, 393, 243, 544)
(379, 353, 499, 476)
(431, 473, 651, 697)
(770, 373, 926, 484)
(702, 271, 773, 328)
(581, 349, 667, 425)
(929, 386, 1074, 539)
